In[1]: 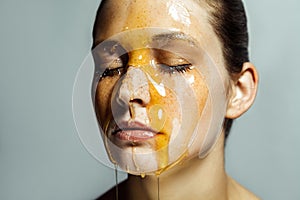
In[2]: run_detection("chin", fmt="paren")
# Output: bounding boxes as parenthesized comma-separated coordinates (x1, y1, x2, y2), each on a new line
(103, 132, 191, 175)
(104, 139, 161, 175)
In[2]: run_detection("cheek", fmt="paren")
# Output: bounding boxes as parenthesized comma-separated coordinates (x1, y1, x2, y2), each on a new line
(146, 81, 181, 149)
(146, 70, 209, 149)
(148, 71, 208, 169)
(95, 77, 119, 123)
(190, 71, 209, 114)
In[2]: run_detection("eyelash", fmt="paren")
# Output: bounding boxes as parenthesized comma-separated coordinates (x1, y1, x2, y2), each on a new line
(101, 66, 125, 78)
(100, 55, 128, 79)
(100, 58, 193, 78)
(158, 63, 193, 74)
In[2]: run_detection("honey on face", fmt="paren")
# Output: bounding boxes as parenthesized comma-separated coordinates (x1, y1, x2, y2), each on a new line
(91, 0, 216, 174)
(126, 48, 182, 170)
(95, 41, 209, 174)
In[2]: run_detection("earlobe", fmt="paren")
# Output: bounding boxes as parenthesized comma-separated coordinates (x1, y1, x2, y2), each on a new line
(226, 62, 259, 119)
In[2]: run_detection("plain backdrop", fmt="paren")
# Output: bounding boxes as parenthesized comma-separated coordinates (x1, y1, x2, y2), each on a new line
(0, 0, 299, 199)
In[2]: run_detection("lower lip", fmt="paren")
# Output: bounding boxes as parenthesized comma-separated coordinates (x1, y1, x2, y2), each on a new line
(114, 130, 156, 142)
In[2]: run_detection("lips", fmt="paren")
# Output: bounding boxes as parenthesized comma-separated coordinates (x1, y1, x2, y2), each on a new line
(112, 121, 159, 142)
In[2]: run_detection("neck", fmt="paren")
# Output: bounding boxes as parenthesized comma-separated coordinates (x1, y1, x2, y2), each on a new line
(126, 135, 229, 200)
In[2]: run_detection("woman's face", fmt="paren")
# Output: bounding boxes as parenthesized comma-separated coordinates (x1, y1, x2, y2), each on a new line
(93, 0, 229, 174)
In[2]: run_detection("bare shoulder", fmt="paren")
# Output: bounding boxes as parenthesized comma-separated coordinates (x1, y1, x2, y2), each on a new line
(227, 176, 261, 200)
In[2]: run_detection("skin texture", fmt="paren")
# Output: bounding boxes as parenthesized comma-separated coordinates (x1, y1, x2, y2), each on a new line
(94, 0, 226, 174)
(93, 0, 259, 199)
(95, 34, 213, 173)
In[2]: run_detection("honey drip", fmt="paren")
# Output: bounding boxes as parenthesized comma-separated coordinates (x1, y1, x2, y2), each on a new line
(148, 81, 170, 170)
(127, 48, 172, 171)
(155, 151, 188, 176)
(140, 173, 146, 178)
(157, 175, 160, 200)
(114, 164, 119, 200)
(103, 112, 117, 166)
(132, 147, 140, 172)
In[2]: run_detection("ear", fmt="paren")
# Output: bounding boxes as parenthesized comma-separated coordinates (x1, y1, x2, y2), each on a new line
(226, 62, 259, 119)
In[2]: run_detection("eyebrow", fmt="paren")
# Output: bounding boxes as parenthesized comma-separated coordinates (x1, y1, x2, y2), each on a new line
(92, 32, 199, 53)
(151, 32, 199, 47)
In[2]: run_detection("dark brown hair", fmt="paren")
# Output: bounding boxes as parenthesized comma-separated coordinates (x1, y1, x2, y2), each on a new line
(204, 0, 249, 139)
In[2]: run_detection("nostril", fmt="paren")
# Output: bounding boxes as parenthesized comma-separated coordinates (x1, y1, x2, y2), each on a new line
(129, 98, 144, 106)
(128, 98, 147, 119)
(117, 67, 151, 107)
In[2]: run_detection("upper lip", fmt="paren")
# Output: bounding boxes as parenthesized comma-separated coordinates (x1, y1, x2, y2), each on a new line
(112, 121, 158, 135)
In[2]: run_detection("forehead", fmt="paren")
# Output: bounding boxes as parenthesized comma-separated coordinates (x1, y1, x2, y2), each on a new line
(94, 0, 212, 43)
(93, 0, 228, 79)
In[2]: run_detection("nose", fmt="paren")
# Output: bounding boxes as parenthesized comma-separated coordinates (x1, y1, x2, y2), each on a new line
(116, 49, 153, 108)
(117, 66, 151, 108)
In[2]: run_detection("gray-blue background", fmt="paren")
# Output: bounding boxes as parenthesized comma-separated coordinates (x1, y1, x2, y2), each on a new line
(1, 0, 299, 199)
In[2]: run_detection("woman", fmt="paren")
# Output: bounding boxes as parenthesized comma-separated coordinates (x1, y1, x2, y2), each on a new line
(92, 0, 259, 199)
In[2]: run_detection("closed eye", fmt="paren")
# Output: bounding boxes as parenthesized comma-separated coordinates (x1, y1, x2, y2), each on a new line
(99, 54, 129, 79)
(158, 63, 194, 74)
(101, 66, 124, 78)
